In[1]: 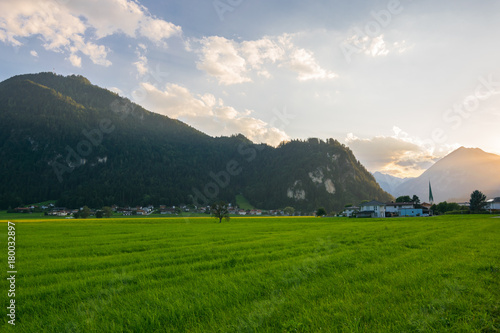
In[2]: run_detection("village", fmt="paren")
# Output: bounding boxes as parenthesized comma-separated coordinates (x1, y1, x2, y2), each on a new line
(9, 196, 500, 218)
(341, 197, 500, 218)
(11, 203, 295, 218)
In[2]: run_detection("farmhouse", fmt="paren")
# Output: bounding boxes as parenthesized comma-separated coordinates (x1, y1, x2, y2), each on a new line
(358, 200, 386, 218)
(385, 202, 414, 217)
(352, 200, 430, 218)
(342, 206, 359, 217)
(14, 207, 31, 213)
(385, 202, 423, 217)
(486, 197, 500, 212)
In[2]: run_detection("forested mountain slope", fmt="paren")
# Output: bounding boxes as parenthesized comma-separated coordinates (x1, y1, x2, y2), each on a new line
(0, 73, 392, 211)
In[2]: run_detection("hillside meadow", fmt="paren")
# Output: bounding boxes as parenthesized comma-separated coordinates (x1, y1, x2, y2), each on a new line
(1, 215, 499, 332)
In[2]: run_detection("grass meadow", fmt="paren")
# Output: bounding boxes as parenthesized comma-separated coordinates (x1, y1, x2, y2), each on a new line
(1, 215, 499, 332)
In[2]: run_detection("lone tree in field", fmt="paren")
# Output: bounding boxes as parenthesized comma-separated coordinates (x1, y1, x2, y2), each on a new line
(469, 190, 487, 213)
(211, 201, 230, 223)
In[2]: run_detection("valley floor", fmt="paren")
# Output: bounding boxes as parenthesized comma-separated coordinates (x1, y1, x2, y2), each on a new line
(1, 215, 499, 332)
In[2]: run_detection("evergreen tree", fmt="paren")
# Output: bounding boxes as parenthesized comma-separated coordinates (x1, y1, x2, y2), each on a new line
(469, 190, 486, 213)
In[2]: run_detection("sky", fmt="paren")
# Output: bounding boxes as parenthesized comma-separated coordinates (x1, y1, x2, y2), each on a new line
(1, 0, 499, 178)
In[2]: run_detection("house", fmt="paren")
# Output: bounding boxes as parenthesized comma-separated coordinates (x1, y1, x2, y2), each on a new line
(342, 206, 359, 217)
(420, 202, 432, 216)
(238, 210, 247, 215)
(399, 208, 423, 217)
(486, 197, 500, 212)
(385, 202, 415, 217)
(358, 200, 386, 218)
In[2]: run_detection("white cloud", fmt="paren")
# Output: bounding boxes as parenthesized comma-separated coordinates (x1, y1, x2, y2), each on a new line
(133, 47, 149, 76)
(137, 82, 290, 146)
(365, 35, 389, 57)
(134, 56, 148, 76)
(30, 50, 38, 57)
(195, 36, 250, 85)
(342, 33, 408, 59)
(108, 86, 124, 95)
(288, 48, 337, 81)
(190, 34, 336, 85)
(68, 53, 82, 67)
(138, 18, 181, 45)
(345, 127, 457, 178)
(0, 0, 181, 67)
(240, 37, 285, 69)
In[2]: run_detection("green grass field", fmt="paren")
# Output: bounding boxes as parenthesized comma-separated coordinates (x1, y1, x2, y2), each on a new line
(1, 215, 499, 332)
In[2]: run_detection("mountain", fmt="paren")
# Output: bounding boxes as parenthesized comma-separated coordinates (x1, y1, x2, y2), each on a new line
(394, 147, 500, 202)
(372, 172, 412, 196)
(0, 72, 392, 211)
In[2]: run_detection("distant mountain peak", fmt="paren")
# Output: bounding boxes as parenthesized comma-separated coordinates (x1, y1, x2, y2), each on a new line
(372, 172, 412, 196)
(394, 147, 500, 202)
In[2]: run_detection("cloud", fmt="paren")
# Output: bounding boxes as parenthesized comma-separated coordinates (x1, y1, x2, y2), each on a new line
(365, 35, 389, 57)
(345, 127, 456, 178)
(108, 86, 124, 95)
(341, 33, 410, 61)
(133, 47, 149, 76)
(68, 53, 82, 67)
(240, 37, 285, 69)
(137, 82, 290, 146)
(288, 48, 338, 81)
(190, 34, 336, 85)
(195, 36, 250, 85)
(134, 55, 148, 76)
(30, 50, 38, 57)
(0, 0, 181, 67)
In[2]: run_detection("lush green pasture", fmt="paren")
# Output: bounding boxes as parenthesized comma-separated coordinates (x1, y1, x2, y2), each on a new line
(1, 215, 499, 332)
